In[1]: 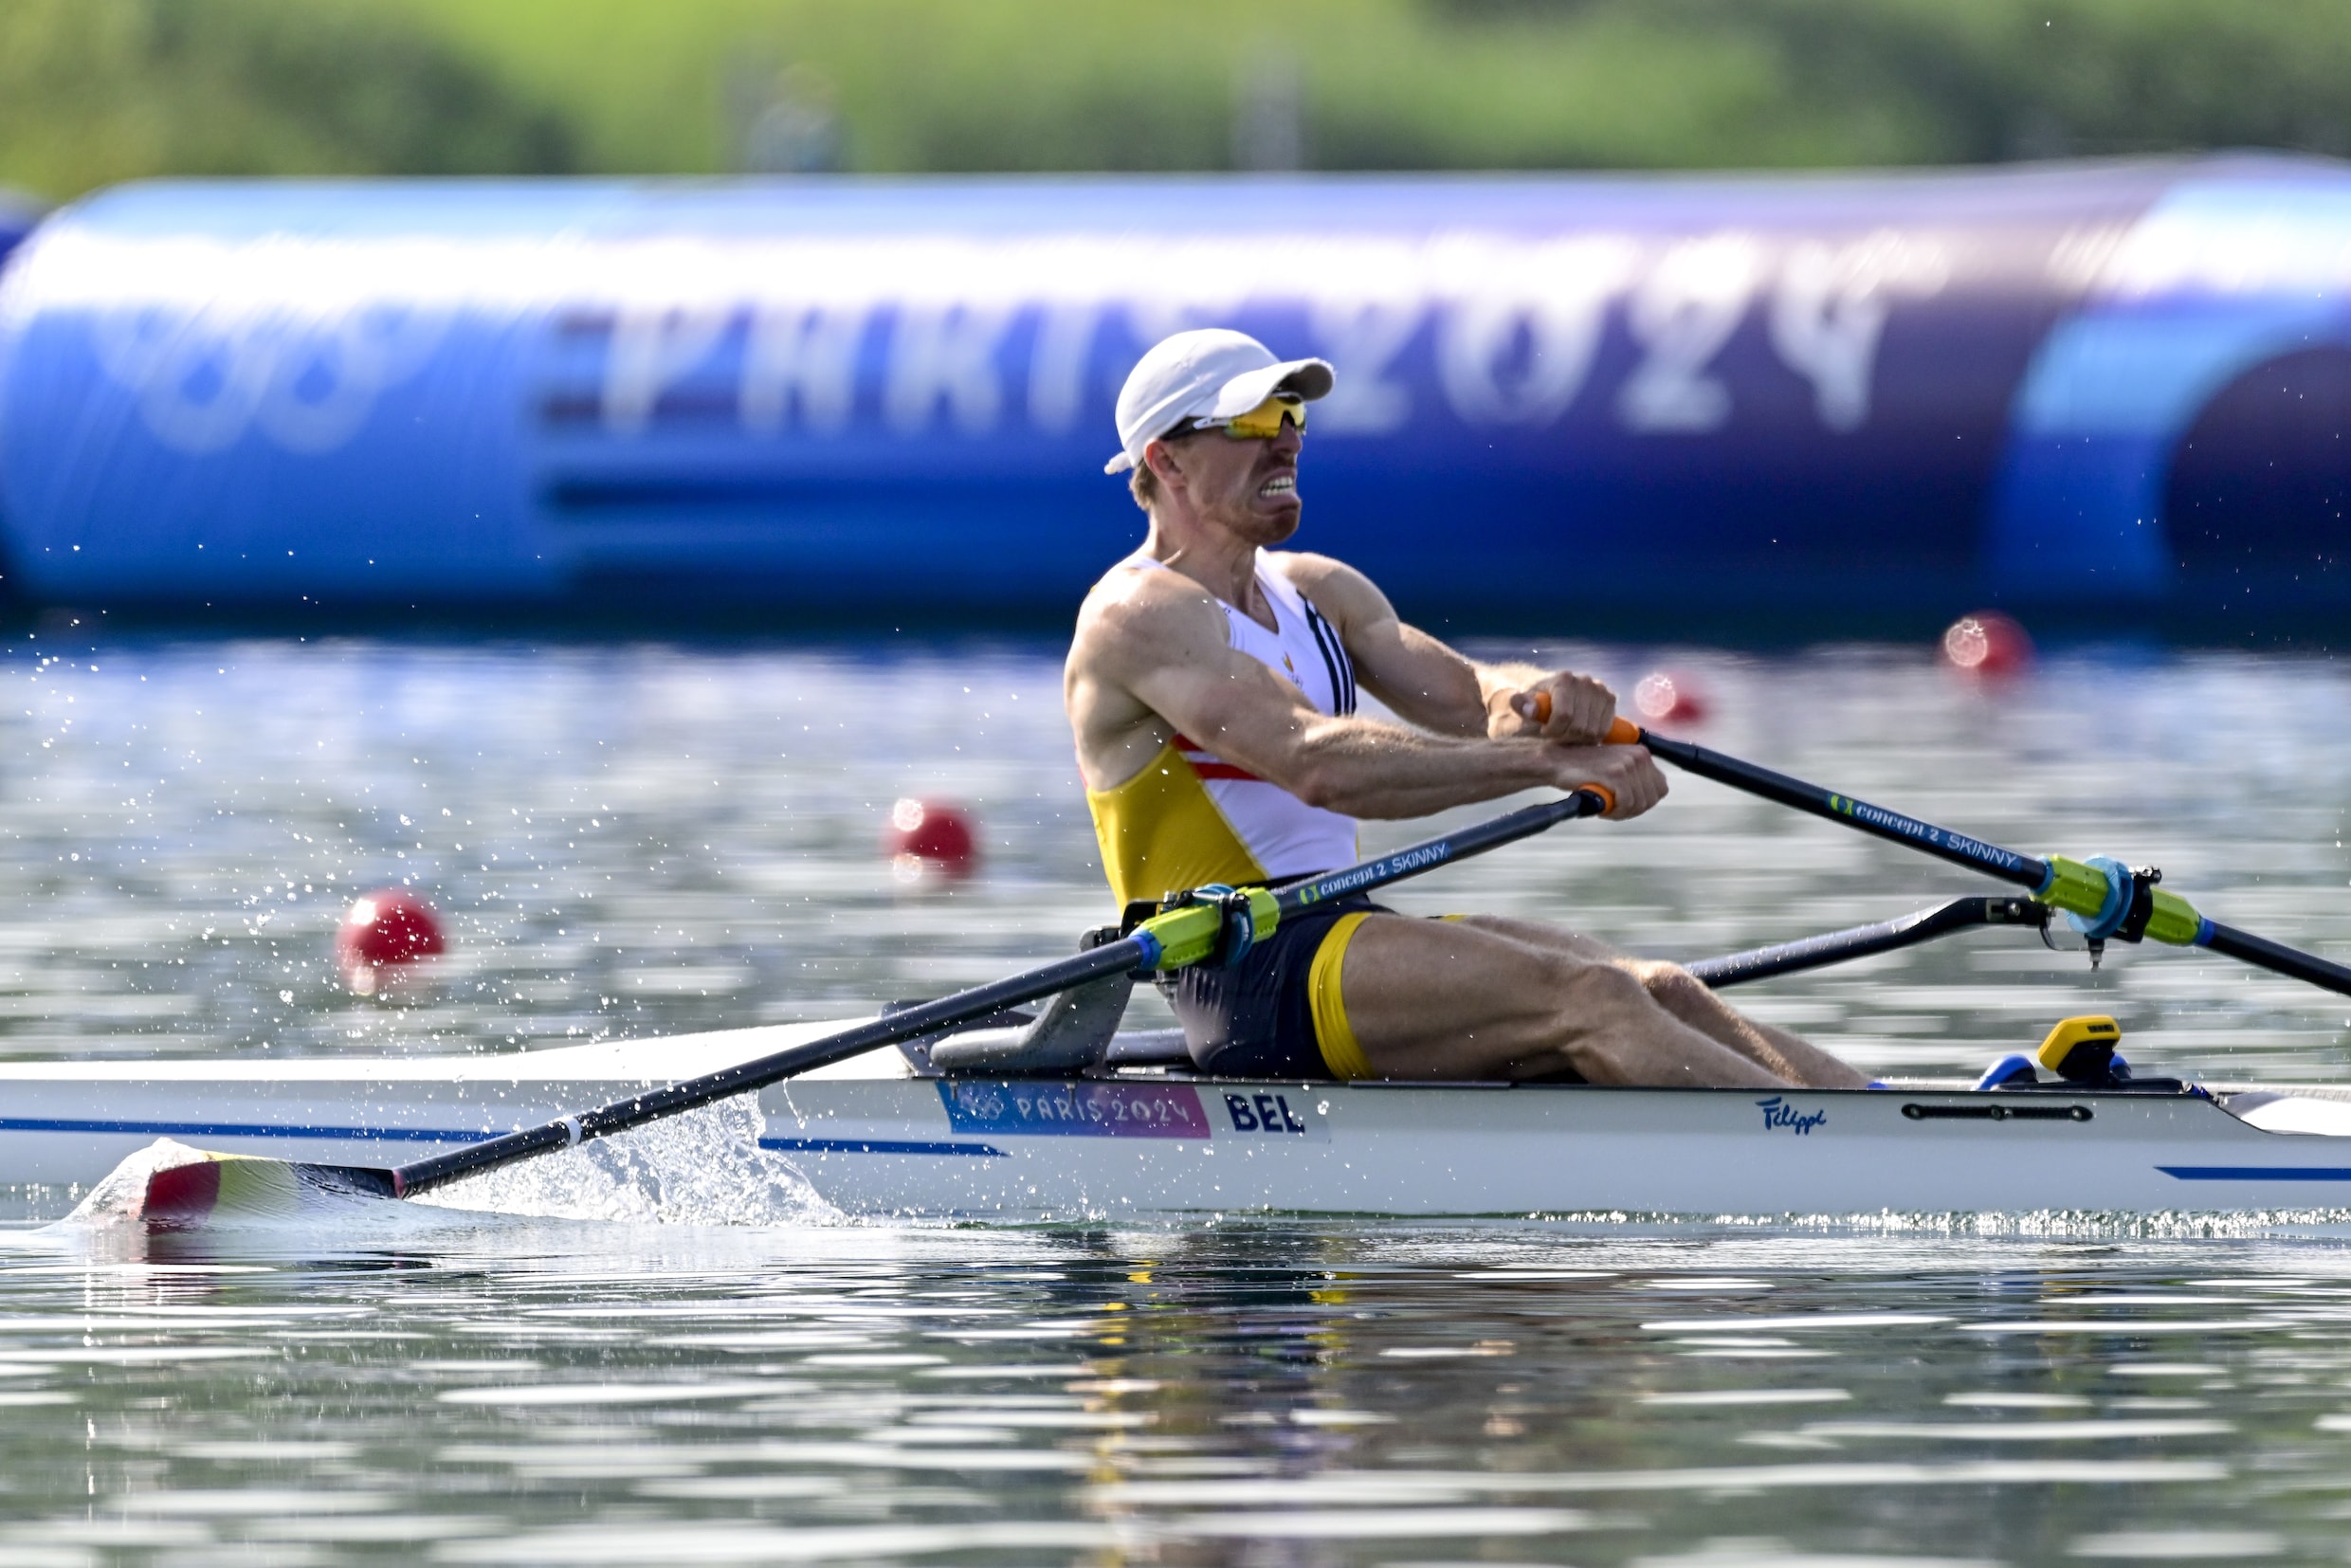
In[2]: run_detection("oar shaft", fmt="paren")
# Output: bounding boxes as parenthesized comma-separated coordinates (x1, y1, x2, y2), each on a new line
(1688, 896, 2043, 989)
(1619, 720, 2050, 890)
(2202, 921, 2351, 999)
(1272, 792, 1607, 911)
(391, 786, 1613, 1197)
(1609, 717, 2351, 1002)
(391, 940, 1148, 1195)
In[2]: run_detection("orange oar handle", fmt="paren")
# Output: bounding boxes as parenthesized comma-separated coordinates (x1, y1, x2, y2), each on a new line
(1522, 690, 1643, 747)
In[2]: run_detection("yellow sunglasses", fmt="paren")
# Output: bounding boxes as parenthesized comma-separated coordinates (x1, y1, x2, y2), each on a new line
(1187, 395, 1307, 442)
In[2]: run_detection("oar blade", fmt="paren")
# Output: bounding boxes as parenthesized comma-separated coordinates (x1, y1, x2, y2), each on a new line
(139, 1150, 396, 1230)
(72, 1140, 400, 1231)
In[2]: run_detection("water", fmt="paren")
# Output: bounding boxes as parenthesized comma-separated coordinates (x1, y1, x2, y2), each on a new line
(4, 634, 2351, 1563)
(8, 1221, 2351, 1563)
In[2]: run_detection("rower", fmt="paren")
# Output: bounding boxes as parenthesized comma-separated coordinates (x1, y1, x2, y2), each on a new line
(1065, 328, 1868, 1090)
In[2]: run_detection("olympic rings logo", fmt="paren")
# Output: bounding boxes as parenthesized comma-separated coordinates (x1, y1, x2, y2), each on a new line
(89, 302, 448, 456)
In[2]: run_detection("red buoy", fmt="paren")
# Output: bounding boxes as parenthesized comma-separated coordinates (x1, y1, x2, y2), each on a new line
(1941, 611, 2034, 680)
(885, 798, 978, 883)
(1632, 669, 1710, 726)
(337, 889, 446, 996)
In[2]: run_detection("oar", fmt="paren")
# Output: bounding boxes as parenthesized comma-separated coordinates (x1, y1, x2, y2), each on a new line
(1593, 710, 2351, 998)
(1687, 895, 2047, 989)
(131, 780, 1620, 1226)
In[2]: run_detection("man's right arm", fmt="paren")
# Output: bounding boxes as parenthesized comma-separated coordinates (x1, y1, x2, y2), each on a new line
(1076, 579, 1664, 822)
(1277, 552, 1619, 744)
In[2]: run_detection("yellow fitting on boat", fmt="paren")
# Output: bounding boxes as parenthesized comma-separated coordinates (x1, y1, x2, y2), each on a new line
(1132, 886, 1281, 972)
(1241, 885, 1280, 943)
(1134, 903, 1224, 971)
(2034, 1014, 2121, 1076)
(2033, 855, 2114, 921)
(2142, 888, 2202, 947)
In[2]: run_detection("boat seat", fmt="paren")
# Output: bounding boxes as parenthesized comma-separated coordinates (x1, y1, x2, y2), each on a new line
(894, 927, 1200, 1077)
(915, 927, 1141, 1076)
(1101, 1030, 1192, 1067)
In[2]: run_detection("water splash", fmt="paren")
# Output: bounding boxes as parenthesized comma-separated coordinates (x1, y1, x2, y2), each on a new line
(31, 1138, 495, 1258)
(55, 1137, 211, 1229)
(416, 1097, 843, 1227)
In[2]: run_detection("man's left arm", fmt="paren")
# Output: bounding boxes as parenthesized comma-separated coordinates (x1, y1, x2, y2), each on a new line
(1275, 553, 1618, 743)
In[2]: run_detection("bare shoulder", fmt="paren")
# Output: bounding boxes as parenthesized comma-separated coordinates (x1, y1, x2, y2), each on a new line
(1066, 558, 1243, 790)
(1265, 551, 1396, 629)
(1069, 558, 1229, 679)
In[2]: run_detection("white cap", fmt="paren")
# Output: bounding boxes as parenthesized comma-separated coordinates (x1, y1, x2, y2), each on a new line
(1104, 329, 1334, 475)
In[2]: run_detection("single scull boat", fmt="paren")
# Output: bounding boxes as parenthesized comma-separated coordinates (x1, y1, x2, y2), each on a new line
(11, 897, 2351, 1220)
(43, 728, 2351, 1228)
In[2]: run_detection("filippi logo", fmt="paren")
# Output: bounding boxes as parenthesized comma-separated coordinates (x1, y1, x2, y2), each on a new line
(1756, 1096, 1828, 1136)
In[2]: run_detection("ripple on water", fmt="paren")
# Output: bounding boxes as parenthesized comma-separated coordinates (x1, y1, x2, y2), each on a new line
(9, 1210, 2351, 1557)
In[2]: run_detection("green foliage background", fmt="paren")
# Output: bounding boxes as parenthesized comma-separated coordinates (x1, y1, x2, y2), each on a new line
(6, 0, 2349, 204)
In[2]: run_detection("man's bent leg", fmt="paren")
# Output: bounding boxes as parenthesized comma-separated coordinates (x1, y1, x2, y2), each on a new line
(1451, 916, 1867, 1090)
(1330, 915, 1791, 1088)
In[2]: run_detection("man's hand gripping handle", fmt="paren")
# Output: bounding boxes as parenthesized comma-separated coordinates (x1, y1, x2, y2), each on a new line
(1522, 689, 1631, 814)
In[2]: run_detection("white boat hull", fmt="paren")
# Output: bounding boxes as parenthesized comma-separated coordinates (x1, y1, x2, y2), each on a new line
(769, 1075, 2351, 1218)
(8, 1021, 2351, 1218)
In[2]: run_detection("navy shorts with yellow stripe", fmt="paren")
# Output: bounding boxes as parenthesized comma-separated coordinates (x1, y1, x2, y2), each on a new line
(1171, 891, 1388, 1081)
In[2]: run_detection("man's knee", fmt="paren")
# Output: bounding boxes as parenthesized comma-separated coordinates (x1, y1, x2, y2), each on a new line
(1621, 957, 1706, 1005)
(1555, 957, 1654, 1019)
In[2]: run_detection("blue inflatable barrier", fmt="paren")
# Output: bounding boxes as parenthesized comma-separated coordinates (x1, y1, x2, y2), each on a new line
(0, 159, 2344, 629)
(0, 191, 37, 296)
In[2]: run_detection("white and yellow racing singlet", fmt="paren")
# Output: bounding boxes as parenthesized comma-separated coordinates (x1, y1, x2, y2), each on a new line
(1086, 551, 1360, 906)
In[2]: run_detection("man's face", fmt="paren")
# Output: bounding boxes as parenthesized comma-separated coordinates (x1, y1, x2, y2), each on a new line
(1156, 411, 1304, 545)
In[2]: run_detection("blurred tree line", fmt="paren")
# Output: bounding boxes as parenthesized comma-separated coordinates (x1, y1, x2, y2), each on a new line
(0, 0, 574, 198)
(6, 0, 2350, 202)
